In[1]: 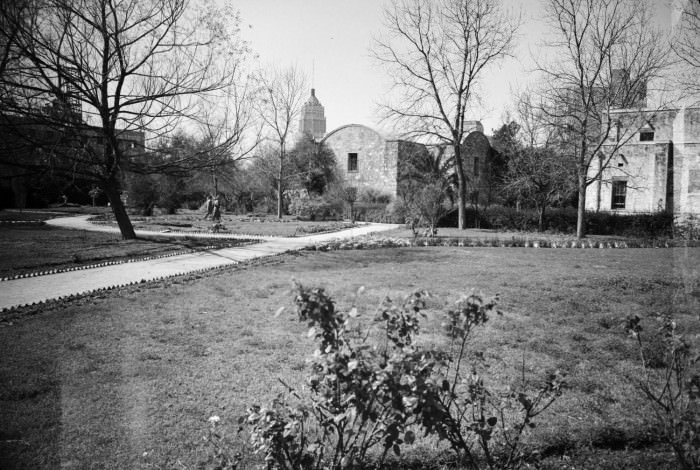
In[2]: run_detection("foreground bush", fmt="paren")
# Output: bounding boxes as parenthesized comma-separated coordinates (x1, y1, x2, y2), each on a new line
(211, 283, 564, 469)
(626, 314, 700, 469)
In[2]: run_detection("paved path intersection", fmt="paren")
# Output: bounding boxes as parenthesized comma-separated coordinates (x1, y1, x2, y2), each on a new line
(0, 216, 399, 311)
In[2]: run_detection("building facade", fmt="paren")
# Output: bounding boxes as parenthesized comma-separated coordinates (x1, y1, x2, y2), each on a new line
(586, 106, 700, 219)
(322, 124, 403, 197)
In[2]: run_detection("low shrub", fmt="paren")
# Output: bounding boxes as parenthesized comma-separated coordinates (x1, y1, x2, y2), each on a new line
(437, 207, 493, 229)
(295, 222, 356, 235)
(353, 202, 402, 223)
(212, 283, 564, 470)
(587, 211, 673, 239)
(358, 188, 393, 204)
(673, 214, 700, 240)
(289, 196, 344, 221)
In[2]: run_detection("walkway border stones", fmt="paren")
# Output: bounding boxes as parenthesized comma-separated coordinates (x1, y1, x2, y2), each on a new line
(0, 241, 253, 282)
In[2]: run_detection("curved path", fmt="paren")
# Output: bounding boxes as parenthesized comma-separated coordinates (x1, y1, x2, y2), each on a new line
(0, 216, 400, 312)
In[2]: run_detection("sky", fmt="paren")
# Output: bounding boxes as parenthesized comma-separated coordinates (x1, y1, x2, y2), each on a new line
(235, 0, 676, 137)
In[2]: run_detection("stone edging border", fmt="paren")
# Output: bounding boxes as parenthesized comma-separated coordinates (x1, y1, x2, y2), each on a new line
(0, 251, 288, 317)
(0, 241, 254, 282)
(0, 220, 45, 224)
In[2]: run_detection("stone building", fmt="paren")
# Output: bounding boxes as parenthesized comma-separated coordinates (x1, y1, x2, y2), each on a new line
(303, 88, 495, 200)
(322, 124, 407, 197)
(321, 121, 495, 200)
(586, 106, 700, 219)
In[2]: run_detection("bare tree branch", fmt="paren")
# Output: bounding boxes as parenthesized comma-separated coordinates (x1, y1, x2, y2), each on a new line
(534, 0, 672, 238)
(373, 0, 519, 229)
(0, 0, 250, 238)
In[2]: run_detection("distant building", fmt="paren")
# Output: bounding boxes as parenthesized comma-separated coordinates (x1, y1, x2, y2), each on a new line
(0, 112, 145, 207)
(299, 88, 326, 140)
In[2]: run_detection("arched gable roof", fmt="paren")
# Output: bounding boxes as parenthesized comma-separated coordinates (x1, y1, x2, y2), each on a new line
(462, 130, 490, 146)
(321, 124, 388, 143)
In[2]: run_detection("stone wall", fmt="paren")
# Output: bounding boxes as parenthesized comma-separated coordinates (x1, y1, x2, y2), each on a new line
(589, 107, 700, 216)
(588, 142, 671, 213)
(323, 124, 398, 196)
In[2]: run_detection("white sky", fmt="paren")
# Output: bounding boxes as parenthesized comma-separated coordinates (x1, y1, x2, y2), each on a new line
(235, 0, 675, 136)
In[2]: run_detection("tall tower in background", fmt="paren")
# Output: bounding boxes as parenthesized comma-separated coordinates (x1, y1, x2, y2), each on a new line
(299, 88, 326, 140)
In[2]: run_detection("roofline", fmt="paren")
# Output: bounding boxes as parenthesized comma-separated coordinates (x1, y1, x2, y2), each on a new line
(321, 123, 389, 143)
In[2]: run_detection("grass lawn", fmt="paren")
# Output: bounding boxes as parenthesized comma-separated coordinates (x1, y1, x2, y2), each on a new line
(93, 209, 357, 237)
(0, 225, 253, 278)
(1, 247, 699, 469)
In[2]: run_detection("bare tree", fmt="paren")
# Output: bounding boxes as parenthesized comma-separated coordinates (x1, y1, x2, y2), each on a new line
(536, 0, 671, 238)
(672, 0, 700, 101)
(504, 147, 575, 232)
(0, 0, 250, 239)
(254, 65, 307, 218)
(373, 0, 518, 229)
(194, 78, 262, 196)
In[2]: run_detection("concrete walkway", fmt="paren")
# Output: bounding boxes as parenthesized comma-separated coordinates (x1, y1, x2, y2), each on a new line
(0, 216, 400, 311)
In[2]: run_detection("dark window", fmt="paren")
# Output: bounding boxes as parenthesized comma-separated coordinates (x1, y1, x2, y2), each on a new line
(611, 180, 627, 209)
(473, 157, 479, 177)
(640, 131, 654, 141)
(347, 153, 358, 172)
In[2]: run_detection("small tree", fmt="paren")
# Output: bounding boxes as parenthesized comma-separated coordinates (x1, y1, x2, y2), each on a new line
(343, 186, 358, 222)
(503, 146, 575, 232)
(88, 186, 102, 207)
(254, 65, 307, 218)
(401, 181, 448, 237)
(288, 133, 338, 196)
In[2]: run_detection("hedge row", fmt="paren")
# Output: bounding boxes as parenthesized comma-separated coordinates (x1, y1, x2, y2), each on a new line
(437, 206, 676, 239)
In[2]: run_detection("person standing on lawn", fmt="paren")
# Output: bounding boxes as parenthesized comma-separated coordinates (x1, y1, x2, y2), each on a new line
(212, 195, 221, 223)
(203, 194, 213, 220)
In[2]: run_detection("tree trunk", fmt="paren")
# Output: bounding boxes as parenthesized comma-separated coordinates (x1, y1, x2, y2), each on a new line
(104, 183, 136, 240)
(538, 204, 545, 233)
(277, 158, 284, 219)
(454, 143, 467, 230)
(576, 171, 587, 239)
